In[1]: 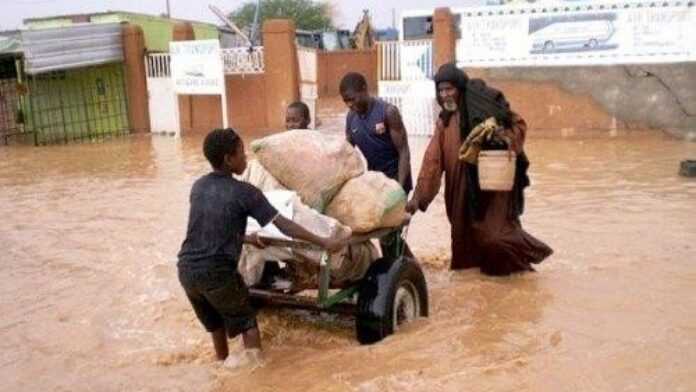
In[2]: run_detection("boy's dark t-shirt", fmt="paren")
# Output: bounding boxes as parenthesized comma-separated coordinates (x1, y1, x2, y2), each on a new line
(177, 171, 278, 270)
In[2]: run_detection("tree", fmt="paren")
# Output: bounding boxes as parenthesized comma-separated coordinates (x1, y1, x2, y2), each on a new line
(229, 0, 334, 33)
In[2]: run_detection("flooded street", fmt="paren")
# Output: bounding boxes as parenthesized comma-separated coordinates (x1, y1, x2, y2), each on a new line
(1, 129, 695, 391)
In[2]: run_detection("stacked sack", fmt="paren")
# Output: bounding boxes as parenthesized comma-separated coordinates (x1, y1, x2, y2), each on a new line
(250, 129, 365, 211)
(238, 130, 408, 286)
(251, 130, 407, 232)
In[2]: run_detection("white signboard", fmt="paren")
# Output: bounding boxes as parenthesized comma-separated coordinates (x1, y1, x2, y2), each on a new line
(455, 1, 696, 67)
(170, 39, 224, 95)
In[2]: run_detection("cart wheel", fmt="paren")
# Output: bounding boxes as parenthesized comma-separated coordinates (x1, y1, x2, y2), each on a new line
(356, 258, 428, 344)
(393, 280, 420, 331)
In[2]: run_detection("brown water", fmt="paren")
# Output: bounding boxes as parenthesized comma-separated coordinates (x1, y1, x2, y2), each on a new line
(1, 130, 695, 392)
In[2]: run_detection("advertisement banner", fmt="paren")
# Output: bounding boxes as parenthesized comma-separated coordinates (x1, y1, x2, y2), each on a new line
(455, 1, 696, 67)
(170, 40, 224, 95)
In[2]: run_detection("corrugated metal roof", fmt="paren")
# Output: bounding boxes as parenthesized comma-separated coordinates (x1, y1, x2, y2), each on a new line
(22, 23, 123, 74)
(0, 37, 21, 55)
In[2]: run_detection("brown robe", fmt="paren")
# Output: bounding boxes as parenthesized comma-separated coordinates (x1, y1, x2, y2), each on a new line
(413, 112, 552, 275)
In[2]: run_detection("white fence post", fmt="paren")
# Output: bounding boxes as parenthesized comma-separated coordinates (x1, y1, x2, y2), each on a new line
(297, 46, 318, 128)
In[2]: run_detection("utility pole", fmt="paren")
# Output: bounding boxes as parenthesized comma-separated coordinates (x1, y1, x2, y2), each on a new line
(392, 8, 396, 29)
(166, 0, 171, 18)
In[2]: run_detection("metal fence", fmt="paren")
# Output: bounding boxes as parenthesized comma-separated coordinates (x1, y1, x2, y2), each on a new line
(377, 40, 437, 136)
(377, 39, 434, 81)
(146, 53, 171, 78)
(221, 47, 265, 74)
(145, 47, 265, 77)
(25, 63, 129, 145)
(378, 41, 401, 81)
(0, 58, 24, 145)
(380, 94, 438, 137)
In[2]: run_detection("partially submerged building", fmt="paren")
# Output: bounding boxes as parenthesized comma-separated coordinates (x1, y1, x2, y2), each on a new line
(0, 11, 220, 145)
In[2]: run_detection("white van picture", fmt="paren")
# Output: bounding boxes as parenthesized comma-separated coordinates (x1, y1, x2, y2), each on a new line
(530, 19, 616, 53)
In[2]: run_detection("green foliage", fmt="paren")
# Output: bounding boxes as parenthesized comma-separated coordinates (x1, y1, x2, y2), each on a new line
(229, 0, 334, 32)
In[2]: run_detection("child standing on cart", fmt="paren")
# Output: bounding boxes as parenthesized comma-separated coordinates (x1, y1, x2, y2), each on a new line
(177, 128, 347, 366)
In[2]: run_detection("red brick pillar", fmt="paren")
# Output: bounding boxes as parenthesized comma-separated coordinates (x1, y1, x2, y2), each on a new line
(433, 8, 457, 71)
(263, 19, 300, 130)
(173, 22, 195, 134)
(122, 23, 150, 133)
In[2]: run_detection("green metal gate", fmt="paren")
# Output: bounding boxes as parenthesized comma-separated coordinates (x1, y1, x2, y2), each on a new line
(24, 63, 130, 145)
(0, 57, 23, 145)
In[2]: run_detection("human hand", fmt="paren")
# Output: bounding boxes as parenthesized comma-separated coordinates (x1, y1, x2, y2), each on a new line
(405, 198, 419, 214)
(246, 233, 267, 249)
(323, 229, 351, 253)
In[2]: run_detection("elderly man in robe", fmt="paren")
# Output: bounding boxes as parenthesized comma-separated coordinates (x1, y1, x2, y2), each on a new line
(406, 63, 552, 275)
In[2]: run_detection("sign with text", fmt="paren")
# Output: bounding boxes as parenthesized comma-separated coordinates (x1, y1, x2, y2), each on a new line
(455, 1, 696, 67)
(170, 40, 224, 95)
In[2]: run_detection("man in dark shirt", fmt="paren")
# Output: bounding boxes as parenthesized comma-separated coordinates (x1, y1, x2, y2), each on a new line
(177, 128, 347, 364)
(340, 72, 415, 258)
(340, 72, 412, 194)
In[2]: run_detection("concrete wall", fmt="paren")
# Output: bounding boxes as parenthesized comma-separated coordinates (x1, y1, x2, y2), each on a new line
(185, 96, 224, 133)
(25, 18, 74, 29)
(227, 74, 267, 130)
(108, 13, 218, 52)
(122, 24, 150, 134)
(317, 49, 378, 98)
(262, 20, 300, 129)
(177, 75, 269, 133)
(466, 64, 696, 138)
(433, 8, 456, 72)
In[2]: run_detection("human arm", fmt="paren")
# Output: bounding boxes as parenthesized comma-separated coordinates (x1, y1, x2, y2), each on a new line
(499, 112, 526, 154)
(406, 121, 445, 214)
(272, 215, 349, 252)
(242, 184, 349, 252)
(386, 104, 411, 190)
(244, 232, 267, 248)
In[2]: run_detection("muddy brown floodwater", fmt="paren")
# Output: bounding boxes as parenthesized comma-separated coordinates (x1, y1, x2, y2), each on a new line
(1, 128, 695, 392)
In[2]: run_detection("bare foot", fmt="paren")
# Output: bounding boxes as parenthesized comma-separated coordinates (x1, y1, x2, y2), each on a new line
(223, 349, 264, 370)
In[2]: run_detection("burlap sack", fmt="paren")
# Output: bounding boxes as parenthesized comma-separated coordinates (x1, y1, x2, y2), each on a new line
(250, 130, 365, 211)
(237, 159, 286, 192)
(325, 172, 407, 233)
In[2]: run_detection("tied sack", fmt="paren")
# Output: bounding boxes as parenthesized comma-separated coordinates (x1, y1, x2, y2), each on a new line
(251, 130, 365, 211)
(325, 171, 407, 233)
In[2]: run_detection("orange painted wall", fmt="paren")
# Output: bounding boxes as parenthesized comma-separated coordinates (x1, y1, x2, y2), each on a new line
(495, 80, 619, 131)
(317, 49, 378, 98)
(465, 69, 638, 132)
(179, 75, 268, 134)
(226, 74, 268, 131)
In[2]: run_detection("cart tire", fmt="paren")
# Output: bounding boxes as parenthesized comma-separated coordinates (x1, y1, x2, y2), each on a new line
(356, 257, 428, 344)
